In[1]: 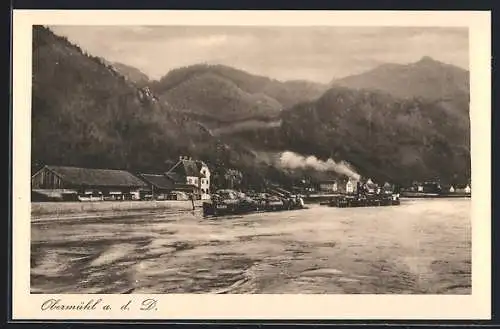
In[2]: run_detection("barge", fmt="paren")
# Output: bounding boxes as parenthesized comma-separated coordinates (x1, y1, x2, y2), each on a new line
(326, 193, 400, 208)
(320, 180, 401, 208)
(202, 189, 306, 217)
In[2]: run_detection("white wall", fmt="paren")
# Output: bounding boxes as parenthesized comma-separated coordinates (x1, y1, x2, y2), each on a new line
(199, 164, 211, 198)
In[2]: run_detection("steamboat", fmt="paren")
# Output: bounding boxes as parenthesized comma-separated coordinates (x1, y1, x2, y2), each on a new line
(323, 180, 401, 208)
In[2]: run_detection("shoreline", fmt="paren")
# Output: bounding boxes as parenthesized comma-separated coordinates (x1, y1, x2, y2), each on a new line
(31, 200, 202, 220)
(400, 193, 471, 199)
(31, 195, 471, 221)
(304, 193, 471, 203)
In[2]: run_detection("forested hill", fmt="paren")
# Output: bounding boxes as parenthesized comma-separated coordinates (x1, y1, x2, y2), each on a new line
(227, 86, 471, 185)
(149, 64, 327, 128)
(32, 26, 217, 173)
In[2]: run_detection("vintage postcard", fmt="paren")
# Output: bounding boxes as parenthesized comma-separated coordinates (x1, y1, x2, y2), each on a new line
(12, 10, 491, 320)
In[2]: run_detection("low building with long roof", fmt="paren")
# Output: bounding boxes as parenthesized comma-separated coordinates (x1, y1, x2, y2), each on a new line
(31, 165, 148, 201)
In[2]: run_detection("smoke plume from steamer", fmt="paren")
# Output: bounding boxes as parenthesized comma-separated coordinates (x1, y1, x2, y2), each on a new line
(279, 151, 361, 180)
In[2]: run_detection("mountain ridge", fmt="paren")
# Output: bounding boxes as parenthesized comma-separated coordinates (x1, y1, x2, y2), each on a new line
(146, 63, 328, 130)
(331, 56, 469, 102)
(109, 61, 151, 87)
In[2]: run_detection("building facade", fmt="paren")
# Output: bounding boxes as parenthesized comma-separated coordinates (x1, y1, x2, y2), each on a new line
(319, 180, 338, 193)
(198, 161, 211, 200)
(166, 156, 211, 200)
(31, 165, 148, 201)
(346, 178, 357, 194)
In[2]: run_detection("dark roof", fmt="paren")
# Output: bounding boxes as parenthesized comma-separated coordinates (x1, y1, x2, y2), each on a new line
(195, 161, 204, 172)
(140, 174, 174, 190)
(168, 159, 205, 178)
(43, 165, 148, 188)
(165, 172, 185, 183)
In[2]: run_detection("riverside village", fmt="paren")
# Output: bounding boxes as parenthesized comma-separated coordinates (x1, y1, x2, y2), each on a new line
(31, 155, 471, 216)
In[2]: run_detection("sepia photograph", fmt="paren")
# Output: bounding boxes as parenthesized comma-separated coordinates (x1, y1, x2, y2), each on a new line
(29, 23, 473, 295)
(12, 10, 491, 320)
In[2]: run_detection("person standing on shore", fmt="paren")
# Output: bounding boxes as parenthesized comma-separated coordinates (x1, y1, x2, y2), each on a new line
(189, 193, 195, 211)
(298, 195, 305, 208)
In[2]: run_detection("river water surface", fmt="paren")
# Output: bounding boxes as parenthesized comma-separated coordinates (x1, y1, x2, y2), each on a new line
(31, 198, 471, 294)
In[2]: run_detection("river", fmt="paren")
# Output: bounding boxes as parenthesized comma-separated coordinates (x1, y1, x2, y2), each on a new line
(31, 198, 471, 294)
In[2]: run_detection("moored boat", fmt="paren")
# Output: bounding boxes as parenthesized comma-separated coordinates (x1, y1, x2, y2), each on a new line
(202, 189, 306, 217)
(326, 192, 400, 208)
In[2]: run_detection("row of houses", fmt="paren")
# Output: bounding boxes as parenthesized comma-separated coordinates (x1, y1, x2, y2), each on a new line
(316, 178, 472, 195)
(406, 181, 471, 194)
(31, 156, 212, 202)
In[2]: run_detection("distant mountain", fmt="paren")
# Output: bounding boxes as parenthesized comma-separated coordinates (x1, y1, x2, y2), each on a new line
(109, 61, 151, 87)
(332, 56, 470, 103)
(156, 72, 283, 128)
(150, 64, 327, 129)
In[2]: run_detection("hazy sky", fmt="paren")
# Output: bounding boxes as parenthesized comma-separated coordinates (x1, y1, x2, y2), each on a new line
(48, 25, 469, 83)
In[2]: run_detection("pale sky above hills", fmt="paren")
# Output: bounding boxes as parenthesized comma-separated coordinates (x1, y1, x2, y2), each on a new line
(48, 25, 469, 83)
